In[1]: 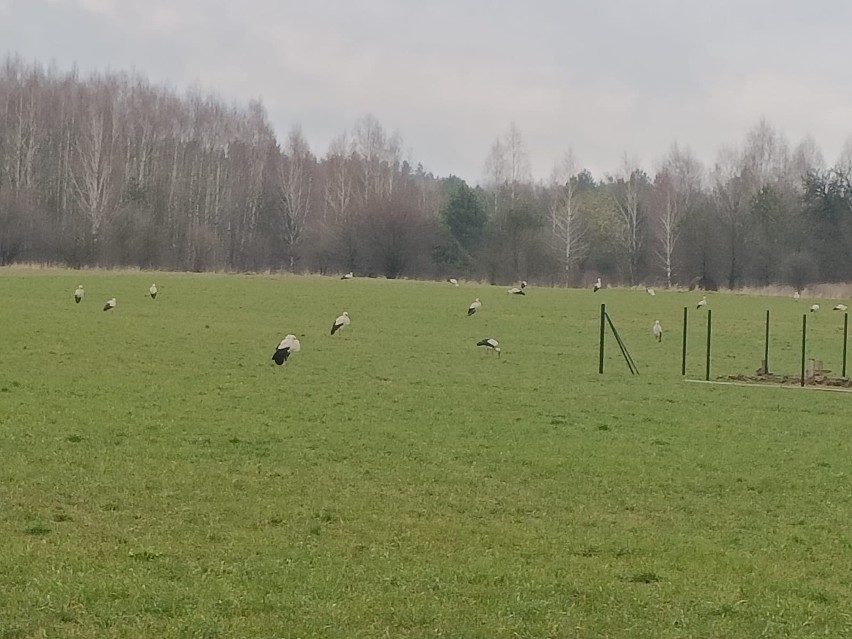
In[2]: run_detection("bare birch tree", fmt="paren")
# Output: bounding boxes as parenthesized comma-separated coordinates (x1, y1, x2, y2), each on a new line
(504, 122, 531, 203)
(276, 126, 314, 270)
(323, 133, 353, 223)
(614, 155, 646, 284)
(712, 146, 754, 289)
(72, 85, 119, 244)
(320, 132, 360, 271)
(789, 135, 824, 186)
(2, 69, 40, 192)
(654, 144, 702, 287)
(549, 150, 586, 278)
(352, 115, 399, 203)
(837, 135, 852, 175)
(483, 138, 508, 217)
(742, 119, 785, 185)
(481, 124, 536, 281)
(483, 123, 531, 208)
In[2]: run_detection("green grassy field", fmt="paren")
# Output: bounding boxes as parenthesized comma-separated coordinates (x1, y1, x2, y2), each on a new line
(1, 268, 851, 638)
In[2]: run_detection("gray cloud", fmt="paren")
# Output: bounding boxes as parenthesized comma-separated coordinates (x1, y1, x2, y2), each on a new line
(4, 0, 852, 181)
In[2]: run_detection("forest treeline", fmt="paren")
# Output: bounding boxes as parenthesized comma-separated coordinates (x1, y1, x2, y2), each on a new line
(2, 55, 852, 287)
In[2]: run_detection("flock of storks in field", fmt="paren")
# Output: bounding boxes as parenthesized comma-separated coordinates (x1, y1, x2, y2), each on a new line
(75, 282, 157, 309)
(71, 274, 849, 366)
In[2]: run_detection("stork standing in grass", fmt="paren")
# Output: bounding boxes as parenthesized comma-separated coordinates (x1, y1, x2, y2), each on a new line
(697, 295, 707, 310)
(477, 338, 501, 357)
(793, 290, 800, 302)
(447, 278, 459, 287)
(149, 283, 158, 299)
(810, 304, 820, 313)
(467, 298, 481, 316)
(653, 320, 663, 343)
(74, 285, 84, 304)
(834, 304, 848, 312)
(331, 311, 350, 335)
(272, 334, 301, 365)
(341, 271, 353, 280)
(507, 287, 525, 296)
(103, 297, 116, 311)
(593, 277, 602, 293)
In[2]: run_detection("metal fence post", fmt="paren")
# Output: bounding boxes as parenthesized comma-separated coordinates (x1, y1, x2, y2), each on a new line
(599, 303, 606, 374)
(764, 309, 770, 374)
(801, 314, 807, 387)
(705, 309, 712, 381)
(681, 307, 688, 376)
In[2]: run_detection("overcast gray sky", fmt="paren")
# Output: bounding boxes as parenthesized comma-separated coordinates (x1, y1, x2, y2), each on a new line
(2, 0, 852, 182)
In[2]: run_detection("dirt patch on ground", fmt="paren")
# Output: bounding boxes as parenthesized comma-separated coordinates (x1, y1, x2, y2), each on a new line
(725, 372, 852, 388)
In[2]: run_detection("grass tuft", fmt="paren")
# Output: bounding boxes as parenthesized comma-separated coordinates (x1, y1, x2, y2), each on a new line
(628, 571, 661, 584)
(129, 550, 164, 562)
(24, 523, 51, 536)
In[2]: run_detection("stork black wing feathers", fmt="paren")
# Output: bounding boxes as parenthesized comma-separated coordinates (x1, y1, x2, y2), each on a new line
(272, 347, 290, 365)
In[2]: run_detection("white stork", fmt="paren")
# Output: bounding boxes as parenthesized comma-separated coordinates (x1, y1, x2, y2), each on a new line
(149, 283, 158, 299)
(341, 271, 353, 280)
(520, 280, 528, 289)
(476, 338, 501, 357)
(793, 290, 800, 301)
(331, 311, 350, 335)
(834, 304, 848, 312)
(593, 277, 602, 293)
(272, 334, 301, 365)
(810, 304, 820, 313)
(467, 298, 482, 316)
(646, 287, 655, 296)
(507, 287, 525, 296)
(103, 297, 116, 311)
(74, 285, 84, 304)
(447, 278, 459, 286)
(697, 295, 707, 310)
(653, 320, 663, 343)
